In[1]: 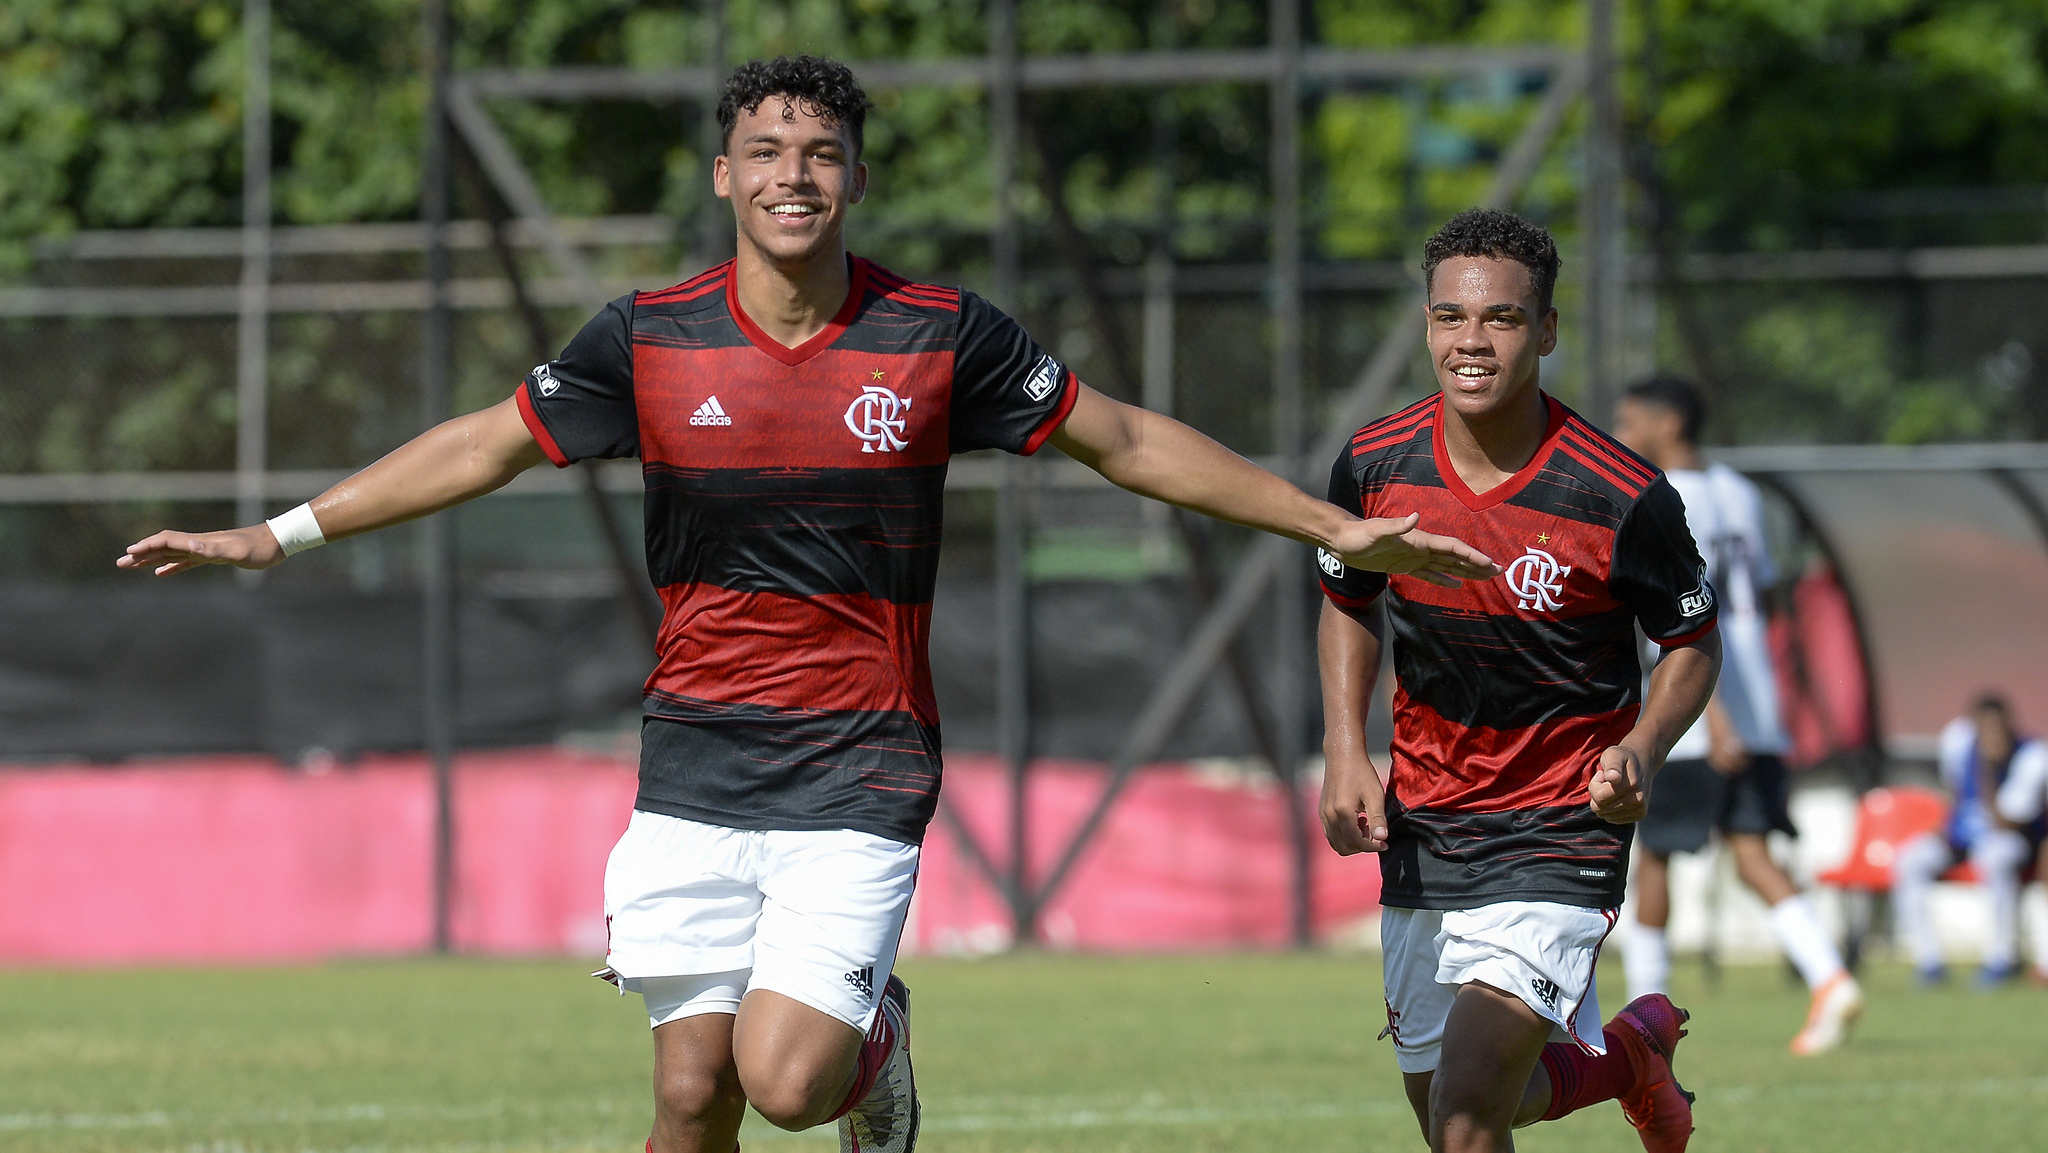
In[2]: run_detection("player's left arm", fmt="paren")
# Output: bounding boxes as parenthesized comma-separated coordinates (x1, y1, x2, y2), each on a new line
(1590, 633, 1720, 823)
(1591, 474, 1724, 823)
(1047, 384, 1500, 584)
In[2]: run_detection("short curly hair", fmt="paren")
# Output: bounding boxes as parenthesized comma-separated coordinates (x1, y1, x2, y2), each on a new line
(718, 55, 873, 157)
(1422, 208, 1561, 310)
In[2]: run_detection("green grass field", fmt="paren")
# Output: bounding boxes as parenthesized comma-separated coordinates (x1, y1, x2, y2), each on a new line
(1, 954, 2043, 1152)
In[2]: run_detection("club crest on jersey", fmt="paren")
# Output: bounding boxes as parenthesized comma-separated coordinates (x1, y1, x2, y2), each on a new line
(1022, 354, 1063, 402)
(845, 383, 913, 453)
(532, 363, 560, 396)
(1505, 546, 1572, 612)
(1679, 563, 1714, 618)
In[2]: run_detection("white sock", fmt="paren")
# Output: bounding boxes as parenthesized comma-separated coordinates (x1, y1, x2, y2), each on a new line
(1770, 894, 1846, 990)
(1623, 920, 1670, 998)
(2025, 886, 2048, 974)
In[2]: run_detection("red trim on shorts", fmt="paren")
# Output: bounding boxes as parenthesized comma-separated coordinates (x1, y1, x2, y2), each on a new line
(1564, 908, 1622, 1054)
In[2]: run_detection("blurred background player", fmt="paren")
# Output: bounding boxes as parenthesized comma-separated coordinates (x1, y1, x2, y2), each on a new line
(1318, 209, 1720, 1153)
(115, 55, 1500, 1153)
(1612, 377, 1861, 1055)
(1894, 695, 2048, 987)
(1991, 704, 2048, 985)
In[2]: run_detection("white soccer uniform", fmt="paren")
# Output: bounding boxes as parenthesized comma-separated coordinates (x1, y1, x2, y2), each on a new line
(1660, 463, 1787, 761)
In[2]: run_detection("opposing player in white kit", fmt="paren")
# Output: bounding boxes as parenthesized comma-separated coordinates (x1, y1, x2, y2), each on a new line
(1613, 377, 1862, 1054)
(116, 56, 1501, 1153)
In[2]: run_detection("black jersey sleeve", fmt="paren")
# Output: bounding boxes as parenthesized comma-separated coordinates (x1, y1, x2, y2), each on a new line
(1612, 475, 1718, 646)
(1318, 447, 1389, 609)
(949, 290, 1079, 455)
(515, 293, 638, 466)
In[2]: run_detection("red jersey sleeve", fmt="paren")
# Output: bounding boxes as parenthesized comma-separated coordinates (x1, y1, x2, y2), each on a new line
(516, 293, 638, 466)
(1318, 446, 1388, 610)
(948, 291, 1078, 456)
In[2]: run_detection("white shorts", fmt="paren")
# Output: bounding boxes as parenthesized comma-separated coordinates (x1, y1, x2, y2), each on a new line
(1380, 902, 1619, 1074)
(600, 811, 919, 1033)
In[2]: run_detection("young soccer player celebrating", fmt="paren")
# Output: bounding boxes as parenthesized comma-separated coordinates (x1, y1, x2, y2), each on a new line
(1316, 209, 1721, 1153)
(118, 57, 1499, 1153)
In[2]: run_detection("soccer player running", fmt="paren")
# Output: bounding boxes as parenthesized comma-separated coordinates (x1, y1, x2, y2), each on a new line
(1612, 376, 1863, 1053)
(1316, 209, 1721, 1153)
(117, 57, 1499, 1153)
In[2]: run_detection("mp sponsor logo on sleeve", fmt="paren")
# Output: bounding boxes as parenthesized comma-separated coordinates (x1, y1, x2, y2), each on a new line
(1022, 354, 1063, 402)
(1678, 563, 1715, 618)
(1317, 548, 1346, 578)
(532, 363, 561, 396)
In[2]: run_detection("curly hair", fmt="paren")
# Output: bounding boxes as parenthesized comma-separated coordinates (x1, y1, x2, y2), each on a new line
(1421, 208, 1561, 310)
(717, 55, 873, 157)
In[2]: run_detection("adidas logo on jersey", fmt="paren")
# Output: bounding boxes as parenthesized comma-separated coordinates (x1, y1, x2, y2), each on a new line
(689, 396, 733, 426)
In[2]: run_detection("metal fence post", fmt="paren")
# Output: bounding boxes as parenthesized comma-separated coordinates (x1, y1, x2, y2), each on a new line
(421, 0, 458, 955)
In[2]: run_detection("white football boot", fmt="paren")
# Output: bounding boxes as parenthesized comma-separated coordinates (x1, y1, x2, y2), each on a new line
(839, 974, 919, 1152)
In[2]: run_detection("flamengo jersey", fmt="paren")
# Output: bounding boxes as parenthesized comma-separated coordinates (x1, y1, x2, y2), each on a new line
(1319, 393, 1717, 910)
(516, 257, 1078, 845)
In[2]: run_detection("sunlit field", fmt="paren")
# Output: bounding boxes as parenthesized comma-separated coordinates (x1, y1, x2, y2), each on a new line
(2, 953, 2043, 1152)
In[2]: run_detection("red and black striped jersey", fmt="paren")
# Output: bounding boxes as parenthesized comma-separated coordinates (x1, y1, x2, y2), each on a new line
(1319, 392, 1716, 910)
(516, 256, 1078, 844)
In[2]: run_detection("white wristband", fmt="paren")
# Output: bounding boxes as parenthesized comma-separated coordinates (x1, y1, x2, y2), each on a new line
(265, 503, 327, 557)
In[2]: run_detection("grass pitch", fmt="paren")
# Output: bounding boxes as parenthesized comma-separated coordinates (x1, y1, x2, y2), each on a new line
(1, 954, 2043, 1152)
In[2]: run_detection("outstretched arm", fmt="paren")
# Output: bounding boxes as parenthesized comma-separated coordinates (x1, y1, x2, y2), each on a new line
(1588, 633, 1722, 823)
(118, 396, 547, 576)
(1317, 599, 1390, 855)
(1047, 384, 1501, 585)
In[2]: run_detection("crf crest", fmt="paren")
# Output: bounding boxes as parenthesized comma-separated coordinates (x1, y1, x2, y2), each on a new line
(845, 384, 913, 453)
(1505, 546, 1572, 612)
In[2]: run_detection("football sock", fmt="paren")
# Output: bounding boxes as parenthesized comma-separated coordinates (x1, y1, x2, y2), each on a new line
(2024, 886, 2048, 974)
(1538, 1035, 1636, 1121)
(1975, 833, 2027, 969)
(1768, 895, 1846, 989)
(1622, 920, 1670, 998)
(826, 1004, 896, 1122)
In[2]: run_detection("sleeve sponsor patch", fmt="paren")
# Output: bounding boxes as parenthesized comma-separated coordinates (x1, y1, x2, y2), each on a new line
(1022, 353, 1063, 402)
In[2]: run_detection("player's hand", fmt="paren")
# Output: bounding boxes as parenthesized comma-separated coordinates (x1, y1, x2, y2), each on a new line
(1327, 513, 1502, 589)
(116, 525, 284, 576)
(1319, 759, 1390, 855)
(1588, 745, 1650, 824)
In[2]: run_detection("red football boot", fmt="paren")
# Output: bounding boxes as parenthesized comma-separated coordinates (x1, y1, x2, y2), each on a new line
(1608, 993, 1695, 1153)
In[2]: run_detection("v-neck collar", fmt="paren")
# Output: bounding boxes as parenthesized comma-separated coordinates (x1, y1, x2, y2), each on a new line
(1433, 392, 1566, 512)
(725, 255, 869, 366)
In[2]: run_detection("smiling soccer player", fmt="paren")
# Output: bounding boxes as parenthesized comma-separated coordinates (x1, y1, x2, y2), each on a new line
(118, 56, 1501, 1153)
(1316, 209, 1722, 1153)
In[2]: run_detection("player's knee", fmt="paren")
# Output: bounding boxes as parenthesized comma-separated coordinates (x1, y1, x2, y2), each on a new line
(738, 1065, 841, 1132)
(653, 1061, 742, 1127)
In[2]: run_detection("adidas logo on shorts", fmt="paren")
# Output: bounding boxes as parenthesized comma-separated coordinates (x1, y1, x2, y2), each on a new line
(844, 966, 875, 1000)
(689, 396, 733, 426)
(1530, 976, 1563, 1011)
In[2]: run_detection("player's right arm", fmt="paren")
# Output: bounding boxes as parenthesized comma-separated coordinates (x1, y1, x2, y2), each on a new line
(1317, 598, 1390, 855)
(117, 398, 546, 576)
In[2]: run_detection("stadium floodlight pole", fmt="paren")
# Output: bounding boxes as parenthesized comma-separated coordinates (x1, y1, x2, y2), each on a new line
(234, 0, 271, 552)
(987, 0, 1037, 944)
(1025, 57, 1587, 920)
(692, 0, 730, 272)
(421, 0, 458, 956)
(1267, 0, 1315, 949)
